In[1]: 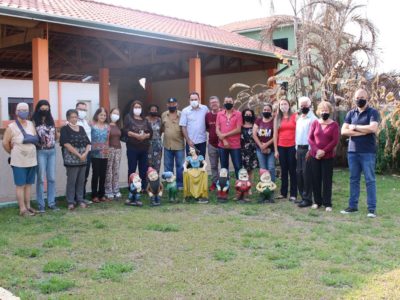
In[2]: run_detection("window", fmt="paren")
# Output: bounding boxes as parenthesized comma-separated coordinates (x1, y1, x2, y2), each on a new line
(8, 97, 33, 120)
(273, 38, 289, 50)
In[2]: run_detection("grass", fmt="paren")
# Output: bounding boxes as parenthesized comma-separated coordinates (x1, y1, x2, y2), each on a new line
(0, 169, 399, 299)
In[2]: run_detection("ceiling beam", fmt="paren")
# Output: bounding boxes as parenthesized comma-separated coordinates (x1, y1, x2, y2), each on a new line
(0, 28, 44, 49)
(0, 16, 40, 28)
(97, 38, 130, 64)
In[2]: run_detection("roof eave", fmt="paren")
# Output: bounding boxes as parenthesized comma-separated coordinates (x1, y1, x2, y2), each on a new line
(0, 6, 294, 60)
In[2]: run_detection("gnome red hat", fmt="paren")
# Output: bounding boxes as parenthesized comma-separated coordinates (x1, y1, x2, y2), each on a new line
(147, 167, 156, 177)
(259, 168, 269, 176)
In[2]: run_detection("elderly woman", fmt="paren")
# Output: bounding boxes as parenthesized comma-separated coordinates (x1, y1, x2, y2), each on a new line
(2, 102, 38, 216)
(308, 101, 339, 211)
(60, 109, 91, 210)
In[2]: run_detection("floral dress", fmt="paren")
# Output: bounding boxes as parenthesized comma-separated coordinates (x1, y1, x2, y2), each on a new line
(241, 126, 259, 171)
(147, 117, 162, 173)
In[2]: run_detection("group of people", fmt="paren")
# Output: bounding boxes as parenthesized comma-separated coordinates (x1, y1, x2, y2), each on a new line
(2, 88, 379, 218)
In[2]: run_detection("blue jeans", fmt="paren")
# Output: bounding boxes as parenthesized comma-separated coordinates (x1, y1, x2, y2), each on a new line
(164, 148, 184, 188)
(218, 148, 242, 179)
(186, 142, 207, 158)
(36, 148, 56, 209)
(348, 152, 377, 211)
(256, 149, 276, 182)
(127, 148, 148, 188)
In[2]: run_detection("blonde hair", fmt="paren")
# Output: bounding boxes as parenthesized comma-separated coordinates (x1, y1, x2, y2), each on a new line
(316, 101, 333, 116)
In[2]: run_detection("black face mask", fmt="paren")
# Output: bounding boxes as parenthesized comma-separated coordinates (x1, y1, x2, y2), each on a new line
(149, 111, 158, 117)
(224, 103, 233, 110)
(39, 110, 49, 117)
(356, 98, 367, 108)
(244, 116, 254, 123)
(262, 112, 272, 119)
(301, 107, 310, 115)
(168, 106, 177, 112)
(321, 113, 330, 121)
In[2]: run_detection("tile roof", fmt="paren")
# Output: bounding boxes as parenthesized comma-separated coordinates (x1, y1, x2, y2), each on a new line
(0, 0, 292, 58)
(220, 15, 295, 33)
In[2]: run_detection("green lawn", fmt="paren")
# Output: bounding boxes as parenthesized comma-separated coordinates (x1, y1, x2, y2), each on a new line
(0, 169, 400, 299)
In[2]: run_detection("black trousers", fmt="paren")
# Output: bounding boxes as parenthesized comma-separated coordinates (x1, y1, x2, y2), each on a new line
(310, 157, 333, 207)
(91, 157, 108, 198)
(278, 146, 297, 198)
(296, 147, 313, 202)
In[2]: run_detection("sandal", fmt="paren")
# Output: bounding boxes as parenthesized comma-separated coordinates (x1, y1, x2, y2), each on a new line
(79, 203, 88, 208)
(19, 210, 35, 217)
(101, 197, 111, 202)
(27, 208, 38, 214)
(68, 204, 75, 211)
(92, 197, 100, 203)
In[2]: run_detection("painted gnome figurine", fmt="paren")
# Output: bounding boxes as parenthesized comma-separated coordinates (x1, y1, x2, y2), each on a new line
(125, 172, 143, 206)
(146, 167, 163, 206)
(256, 169, 277, 203)
(235, 168, 252, 202)
(161, 171, 178, 202)
(216, 168, 229, 202)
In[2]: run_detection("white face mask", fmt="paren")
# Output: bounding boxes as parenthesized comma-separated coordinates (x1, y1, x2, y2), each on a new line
(78, 110, 87, 120)
(110, 114, 120, 122)
(133, 108, 142, 116)
(280, 106, 289, 113)
(190, 100, 199, 108)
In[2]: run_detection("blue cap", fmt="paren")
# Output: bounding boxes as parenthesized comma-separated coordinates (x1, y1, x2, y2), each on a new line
(167, 97, 177, 103)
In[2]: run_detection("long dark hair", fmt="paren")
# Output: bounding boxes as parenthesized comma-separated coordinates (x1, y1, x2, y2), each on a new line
(32, 99, 55, 126)
(242, 109, 255, 124)
(92, 107, 109, 123)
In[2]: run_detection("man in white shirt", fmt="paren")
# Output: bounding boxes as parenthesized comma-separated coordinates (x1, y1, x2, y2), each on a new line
(179, 92, 208, 157)
(296, 96, 317, 208)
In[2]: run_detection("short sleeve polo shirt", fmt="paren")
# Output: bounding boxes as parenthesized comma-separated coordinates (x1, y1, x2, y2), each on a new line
(344, 107, 380, 153)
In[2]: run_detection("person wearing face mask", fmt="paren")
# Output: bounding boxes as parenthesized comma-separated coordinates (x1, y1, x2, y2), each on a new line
(161, 97, 185, 190)
(123, 100, 153, 189)
(205, 96, 222, 191)
(179, 92, 208, 157)
(216, 96, 243, 179)
(340, 89, 380, 218)
(75, 102, 92, 202)
(240, 109, 258, 188)
(308, 101, 339, 212)
(253, 103, 275, 182)
(295, 96, 317, 208)
(3, 102, 38, 216)
(273, 98, 297, 201)
(32, 99, 59, 213)
(146, 104, 162, 173)
(105, 108, 122, 199)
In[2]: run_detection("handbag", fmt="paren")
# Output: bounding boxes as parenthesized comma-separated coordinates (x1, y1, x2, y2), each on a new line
(15, 119, 39, 145)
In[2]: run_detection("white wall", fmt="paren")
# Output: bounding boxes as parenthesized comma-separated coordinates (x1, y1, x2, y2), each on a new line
(0, 79, 100, 122)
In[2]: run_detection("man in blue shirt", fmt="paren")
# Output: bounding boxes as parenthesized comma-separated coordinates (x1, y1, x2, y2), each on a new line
(179, 92, 208, 157)
(341, 88, 379, 218)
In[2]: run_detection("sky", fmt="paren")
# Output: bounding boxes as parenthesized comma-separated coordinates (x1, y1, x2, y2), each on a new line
(99, 0, 397, 72)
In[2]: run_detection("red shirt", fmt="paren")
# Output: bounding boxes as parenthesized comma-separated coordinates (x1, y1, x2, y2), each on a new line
(278, 113, 297, 147)
(205, 111, 219, 148)
(216, 109, 242, 149)
(308, 120, 339, 159)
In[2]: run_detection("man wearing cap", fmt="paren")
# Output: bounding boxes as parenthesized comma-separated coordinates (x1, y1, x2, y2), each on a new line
(296, 96, 317, 208)
(179, 92, 208, 158)
(161, 97, 185, 190)
(205, 96, 221, 191)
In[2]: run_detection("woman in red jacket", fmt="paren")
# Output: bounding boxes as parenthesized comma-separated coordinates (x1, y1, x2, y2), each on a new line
(308, 101, 339, 211)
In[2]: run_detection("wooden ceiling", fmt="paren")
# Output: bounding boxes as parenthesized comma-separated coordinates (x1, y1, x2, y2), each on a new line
(0, 17, 277, 82)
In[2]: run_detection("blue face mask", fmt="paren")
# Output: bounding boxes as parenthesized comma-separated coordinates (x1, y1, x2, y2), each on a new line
(17, 111, 29, 120)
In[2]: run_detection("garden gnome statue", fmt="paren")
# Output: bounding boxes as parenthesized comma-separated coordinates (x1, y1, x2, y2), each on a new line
(162, 171, 178, 202)
(216, 168, 229, 202)
(125, 172, 143, 207)
(235, 168, 252, 202)
(147, 167, 163, 206)
(256, 169, 277, 203)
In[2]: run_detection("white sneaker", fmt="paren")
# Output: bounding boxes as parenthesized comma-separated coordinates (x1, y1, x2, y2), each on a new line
(115, 192, 122, 198)
(325, 207, 332, 212)
(367, 210, 376, 218)
(105, 194, 114, 199)
(311, 204, 319, 209)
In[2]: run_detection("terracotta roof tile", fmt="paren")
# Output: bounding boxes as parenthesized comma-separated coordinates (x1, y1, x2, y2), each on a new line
(0, 0, 292, 57)
(220, 15, 295, 32)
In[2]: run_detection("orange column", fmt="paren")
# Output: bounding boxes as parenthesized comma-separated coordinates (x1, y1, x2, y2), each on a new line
(145, 79, 153, 103)
(189, 57, 202, 102)
(99, 68, 110, 112)
(32, 38, 49, 107)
